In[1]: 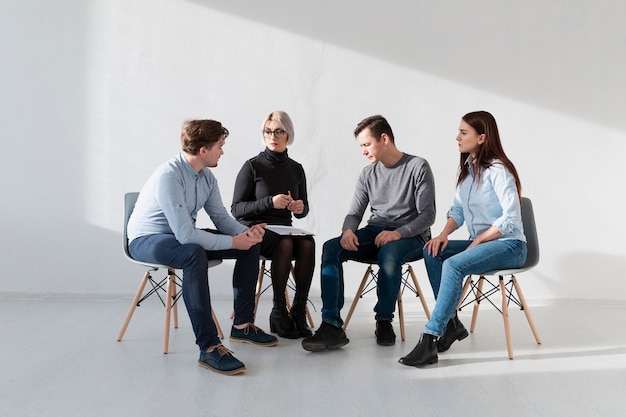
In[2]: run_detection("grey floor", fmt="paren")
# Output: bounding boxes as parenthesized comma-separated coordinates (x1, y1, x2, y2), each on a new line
(1, 291, 625, 417)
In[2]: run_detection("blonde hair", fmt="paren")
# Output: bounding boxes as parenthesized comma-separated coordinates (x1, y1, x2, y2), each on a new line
(262, 110, 294, 145)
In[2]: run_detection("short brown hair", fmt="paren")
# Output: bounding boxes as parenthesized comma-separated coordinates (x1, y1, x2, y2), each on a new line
(353, 115, 395, 142)
(180, 119, 229, 155)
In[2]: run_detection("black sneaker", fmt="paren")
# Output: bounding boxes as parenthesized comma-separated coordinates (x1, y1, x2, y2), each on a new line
(375, 320, 396, 346)
(302, 321, 349, 352)
(230, 323, 278, 347)
(198, 344, 246, 375)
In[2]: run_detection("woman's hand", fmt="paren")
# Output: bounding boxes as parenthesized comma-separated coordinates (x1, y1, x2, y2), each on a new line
(272, 193, 292, 209)
(424, 234, 449, 256)
(287, 199, 304, 215)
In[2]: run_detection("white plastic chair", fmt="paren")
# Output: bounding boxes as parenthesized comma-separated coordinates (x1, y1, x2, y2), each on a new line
(457, 197, 542, 359)
(117, 192, 223, 353)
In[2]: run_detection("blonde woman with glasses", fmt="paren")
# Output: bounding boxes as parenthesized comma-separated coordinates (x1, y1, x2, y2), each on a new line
(231, 111, 315, 339)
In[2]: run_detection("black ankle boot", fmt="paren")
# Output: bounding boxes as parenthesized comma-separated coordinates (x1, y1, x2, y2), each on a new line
(269, 300, 298, 339)
(398, 333, 438, 367)
(290, 302, 313, 338)
(437, 312, 469, 353)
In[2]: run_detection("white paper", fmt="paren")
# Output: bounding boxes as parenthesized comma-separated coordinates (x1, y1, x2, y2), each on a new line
(265, 225, 315, 236)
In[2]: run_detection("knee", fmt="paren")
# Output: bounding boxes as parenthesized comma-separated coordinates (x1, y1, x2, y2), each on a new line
(441, 259, 465, 282)
(322, 238, 341, 260)
(423, 246, 438, 261)
(183, 244, 208, 270)
(376, 247, 401, 270)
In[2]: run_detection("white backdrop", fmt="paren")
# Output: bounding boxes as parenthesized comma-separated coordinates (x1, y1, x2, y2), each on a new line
(1, 0, 625, 302)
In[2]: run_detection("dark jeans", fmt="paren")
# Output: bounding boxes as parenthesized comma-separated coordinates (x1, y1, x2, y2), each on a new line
(129, 233, 260, 351)
(320, 225, 426, 327)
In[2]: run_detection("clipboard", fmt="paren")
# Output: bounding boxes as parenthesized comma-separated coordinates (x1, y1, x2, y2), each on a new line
(265, 225, 315, 236)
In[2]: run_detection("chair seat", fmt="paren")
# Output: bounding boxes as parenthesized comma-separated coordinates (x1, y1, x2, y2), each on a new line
(478, 266, 532, 276)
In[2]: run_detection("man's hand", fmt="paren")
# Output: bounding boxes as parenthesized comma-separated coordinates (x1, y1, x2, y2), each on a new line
(374, 230, 401, 247)
(232, 232, 262, 250)
(246, 223, 266, 239)
(340, 229, 359, 251)
(232, 224, 266, 250)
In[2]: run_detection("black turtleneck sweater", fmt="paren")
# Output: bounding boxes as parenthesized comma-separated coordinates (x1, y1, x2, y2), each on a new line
(231, 147, 310, 226)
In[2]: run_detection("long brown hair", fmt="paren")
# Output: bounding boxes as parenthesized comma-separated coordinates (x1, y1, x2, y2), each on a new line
(457, 111, 522, 196)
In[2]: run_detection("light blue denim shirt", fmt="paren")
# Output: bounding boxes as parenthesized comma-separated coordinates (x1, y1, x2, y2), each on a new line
(447, 158, 525, 242)
(127, 153, 247, 251)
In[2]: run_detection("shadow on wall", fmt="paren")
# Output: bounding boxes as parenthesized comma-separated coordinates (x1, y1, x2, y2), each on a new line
(556, 252, 626, 300)
(187, 0, 626, 132)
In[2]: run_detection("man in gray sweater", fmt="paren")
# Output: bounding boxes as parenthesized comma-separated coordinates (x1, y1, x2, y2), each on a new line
(302, 115, 436, 351)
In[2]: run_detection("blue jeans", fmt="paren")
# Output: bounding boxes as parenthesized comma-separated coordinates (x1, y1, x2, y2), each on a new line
(423, 239, 527, 337)
(129, 233, 260, 351)
(320, 225, 426, 328)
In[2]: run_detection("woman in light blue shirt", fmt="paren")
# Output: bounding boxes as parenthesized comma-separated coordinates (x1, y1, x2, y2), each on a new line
(399, 111, 527, 367)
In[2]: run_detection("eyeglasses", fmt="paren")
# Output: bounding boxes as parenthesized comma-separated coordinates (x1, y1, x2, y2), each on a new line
(263, 129, 286, 138)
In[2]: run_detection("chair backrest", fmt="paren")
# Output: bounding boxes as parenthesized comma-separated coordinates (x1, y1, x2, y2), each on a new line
(123, 192, 140, 260)
(520, 197, 539, 269)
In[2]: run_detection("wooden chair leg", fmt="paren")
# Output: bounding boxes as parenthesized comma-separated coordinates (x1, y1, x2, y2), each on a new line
(470, 276, 485, 333)
(284, 286, 292, 312)
(170, 270, 179, 329)
(500, 276, 514, 359)
(164, 272, 176, 354)
(397, 288, 405, 341)
(407, 265, 431, 319)
(342, 266, 372, 330)
(253, 260, 267, 319)
(512, 276, 542, 344)
(212, 308, 224, 339)
(117, 270, 151, 341)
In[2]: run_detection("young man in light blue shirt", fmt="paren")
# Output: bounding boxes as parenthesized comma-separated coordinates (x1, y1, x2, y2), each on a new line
(128, 119, 277, 375)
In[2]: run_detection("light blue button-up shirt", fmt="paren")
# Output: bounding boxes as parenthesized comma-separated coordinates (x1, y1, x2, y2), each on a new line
(127, 152, 247, 251)
(447, 159, 525, 242)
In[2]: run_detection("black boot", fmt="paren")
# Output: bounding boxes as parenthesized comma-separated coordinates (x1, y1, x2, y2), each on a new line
(398, 333, 438, 367)
(437, 312, 469, 353)
(269, 298, 298, 339)
(290, 301, 313, 338)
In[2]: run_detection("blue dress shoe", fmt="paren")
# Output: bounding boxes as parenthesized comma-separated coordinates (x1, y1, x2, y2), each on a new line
(230, 323, 278, 346)
(198, 344, 246, 375)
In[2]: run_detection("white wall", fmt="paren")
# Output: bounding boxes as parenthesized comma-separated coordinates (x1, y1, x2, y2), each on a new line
(1, 0, 625, 301)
